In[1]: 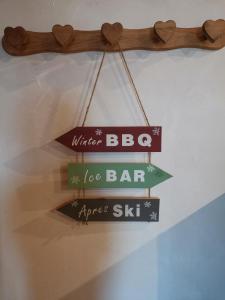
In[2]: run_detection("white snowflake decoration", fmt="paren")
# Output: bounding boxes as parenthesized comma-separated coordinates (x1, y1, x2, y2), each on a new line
(147, 165, 155, 173)
(71, 200, 79, 208)
(144, 201, 152, 208)
(149, 211, 158, 221)
(95, 128, 103, 136)
(152, 127, 161, 136)
(71, 175, 80, 185)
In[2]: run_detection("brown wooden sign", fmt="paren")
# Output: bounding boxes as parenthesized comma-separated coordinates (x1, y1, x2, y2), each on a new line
(3, 20, 225, 56)
(57, 198, 160, 222)
(56, 126, 161, 152)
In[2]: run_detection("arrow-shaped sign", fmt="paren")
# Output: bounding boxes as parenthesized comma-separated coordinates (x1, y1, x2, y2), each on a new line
(68, 163, 172, 189)
(56, 126, 161, 152)
(57, 198, 160, 222)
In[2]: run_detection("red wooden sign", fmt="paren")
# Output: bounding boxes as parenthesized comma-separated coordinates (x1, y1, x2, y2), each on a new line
(56, 126, 161, 152)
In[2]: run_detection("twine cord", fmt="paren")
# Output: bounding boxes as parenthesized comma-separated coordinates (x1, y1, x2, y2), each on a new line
(118, 48, 151, 197)
(78, 49, 152, 199)
(82, 52, 106, 127)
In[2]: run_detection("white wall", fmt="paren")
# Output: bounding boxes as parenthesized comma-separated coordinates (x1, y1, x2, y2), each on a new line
(0, 1, 225, 299)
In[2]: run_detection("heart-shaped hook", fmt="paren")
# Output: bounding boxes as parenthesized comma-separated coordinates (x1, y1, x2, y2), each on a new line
(203, 19, 225, 43)
(154, 20, 176, 43)
(4, 26, 29, 49)
(52, 25, 75, 48)
(101, 22, 123, 46)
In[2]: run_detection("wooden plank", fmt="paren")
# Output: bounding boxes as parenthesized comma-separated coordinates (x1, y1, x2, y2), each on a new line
(56, 197, 160, 222)
(67, 163, 172, 189)
(56, 126, 161, 152)
(2, 20, 225, 56)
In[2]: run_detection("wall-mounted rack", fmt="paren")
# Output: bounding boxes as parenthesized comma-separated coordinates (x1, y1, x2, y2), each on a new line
(2, 19, 225, 56)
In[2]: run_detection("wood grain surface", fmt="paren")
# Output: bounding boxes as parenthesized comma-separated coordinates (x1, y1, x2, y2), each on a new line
(2, 20, 225, 56)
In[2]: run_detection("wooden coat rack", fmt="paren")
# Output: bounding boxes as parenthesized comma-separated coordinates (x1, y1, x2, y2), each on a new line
(2, 19, 225, 56)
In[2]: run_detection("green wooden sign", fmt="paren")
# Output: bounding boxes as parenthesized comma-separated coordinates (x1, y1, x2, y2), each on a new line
(68, 163, 172, 189)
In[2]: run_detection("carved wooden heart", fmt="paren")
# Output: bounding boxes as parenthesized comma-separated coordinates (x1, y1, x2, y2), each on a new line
(154, 20, 176, 43)
(52, 25, 75, 48)
(101, 22, 123, 46)
(4, 26, 29, 49)
(203, 19, 225, 42)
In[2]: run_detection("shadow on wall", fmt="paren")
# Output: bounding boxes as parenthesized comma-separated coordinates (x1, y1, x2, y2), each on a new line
(59, 193, 225, 300)
(0, 50, 104, 167)
(3, 51, 151, 300)
(3, 47, 224, 300)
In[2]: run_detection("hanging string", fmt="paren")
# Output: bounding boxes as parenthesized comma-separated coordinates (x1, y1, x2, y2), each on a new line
(78, 48, 152, 199)
(82, 52, 106, 127)
(119, 50, 150, 127)
(79, 51, 106, 199)
(118, 47, 151, 198)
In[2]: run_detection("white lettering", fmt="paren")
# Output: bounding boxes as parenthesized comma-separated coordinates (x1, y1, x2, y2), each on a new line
(106, 170, 117, 182)
(136, 204, 140, 217)
(138, 133, 152, 147)
(120, 170, 131, 182)
(113, 204, 123, 217)
(122, 134, 134, 146)
(134, 170, 145, 182)
(84, 169, 101, 183)
(106, 134, 119, 147)
(72, 135, 102, 147)
(125, 205, 134, 217)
